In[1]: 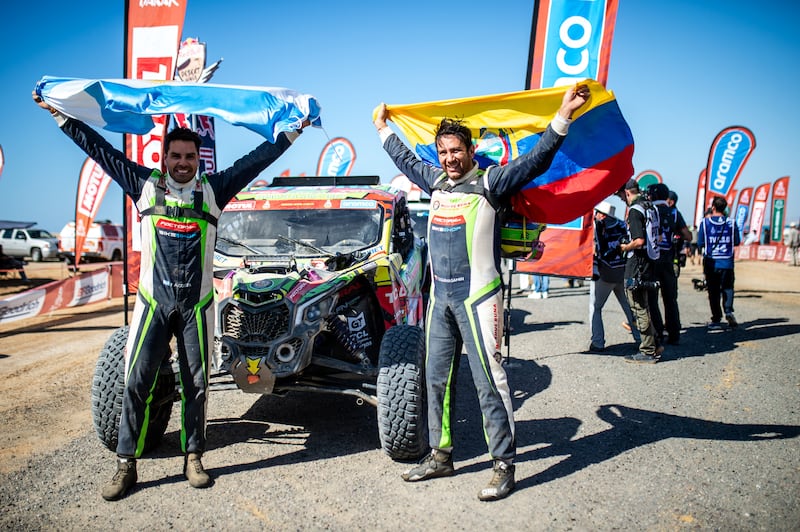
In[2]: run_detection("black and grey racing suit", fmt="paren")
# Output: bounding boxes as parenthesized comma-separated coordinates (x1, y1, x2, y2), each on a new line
(60, 117, 297, 457)
(379, 123, 566, 461)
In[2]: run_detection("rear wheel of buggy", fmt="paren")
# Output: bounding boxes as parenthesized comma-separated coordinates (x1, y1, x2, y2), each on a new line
(377, 325, 427, 460)
(91, 326, 175, 454)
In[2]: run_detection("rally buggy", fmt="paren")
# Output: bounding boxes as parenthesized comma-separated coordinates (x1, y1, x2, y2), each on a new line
(91, 176, 429, 460)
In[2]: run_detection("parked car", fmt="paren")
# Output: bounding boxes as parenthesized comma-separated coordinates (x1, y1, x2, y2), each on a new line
(91, 176, 429, 460)
(58, 221, 124, 262)
(0, 227, 59, 262)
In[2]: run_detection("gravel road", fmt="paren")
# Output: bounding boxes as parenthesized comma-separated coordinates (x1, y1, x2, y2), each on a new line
(1, 261, 798, 530)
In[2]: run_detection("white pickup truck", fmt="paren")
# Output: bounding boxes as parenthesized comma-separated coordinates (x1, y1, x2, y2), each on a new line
(0, 227, 60, 262)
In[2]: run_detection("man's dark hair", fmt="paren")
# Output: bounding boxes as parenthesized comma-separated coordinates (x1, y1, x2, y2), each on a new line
(164, 127, 202, 153)
(435, 118, 472, 149)
(648, 183, 669, 201)
(712, 196, 727, 214)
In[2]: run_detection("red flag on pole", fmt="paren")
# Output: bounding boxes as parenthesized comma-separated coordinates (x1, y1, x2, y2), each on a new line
(123, 0, 187, 294)
(74, 158, 113, 266)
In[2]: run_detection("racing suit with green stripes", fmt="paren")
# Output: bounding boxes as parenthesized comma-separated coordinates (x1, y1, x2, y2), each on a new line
(379, 121, 567, 461)
(59, 117, 298, 458)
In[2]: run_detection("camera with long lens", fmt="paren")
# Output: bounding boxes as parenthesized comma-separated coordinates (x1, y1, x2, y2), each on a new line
(625, 276, 660, 291)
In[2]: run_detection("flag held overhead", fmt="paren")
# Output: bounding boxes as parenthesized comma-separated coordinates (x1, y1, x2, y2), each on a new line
(34, 76, 322, 142)
(375, 79, 633, 224)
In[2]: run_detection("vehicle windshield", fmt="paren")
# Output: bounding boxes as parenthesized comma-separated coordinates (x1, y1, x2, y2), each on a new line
(27, 229, 55, 238)
(217, 207, 383, 257)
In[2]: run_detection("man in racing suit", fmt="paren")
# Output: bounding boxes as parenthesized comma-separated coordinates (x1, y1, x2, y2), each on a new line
(34, 92, 308, 500)
(373, 85, 588, 501)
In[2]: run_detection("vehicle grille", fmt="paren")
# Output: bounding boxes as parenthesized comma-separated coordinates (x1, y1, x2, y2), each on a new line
(222, 303, 290, 343)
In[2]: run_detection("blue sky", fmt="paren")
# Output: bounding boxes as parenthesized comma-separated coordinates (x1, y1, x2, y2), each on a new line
(1, 0, 798, 234)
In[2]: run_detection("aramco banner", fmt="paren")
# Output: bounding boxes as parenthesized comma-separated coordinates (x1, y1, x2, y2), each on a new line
(770, 176, 790, 243)
(705, 126, 756, 200)
(526, 0, 619, 89)
(316, 137, 356, 177)
(74, 158, 113, 266)
(745, 182, 771, 245)
(522, 0, 621, 278)
(124, 0, 187, 293)
(734, 186, 753, 240)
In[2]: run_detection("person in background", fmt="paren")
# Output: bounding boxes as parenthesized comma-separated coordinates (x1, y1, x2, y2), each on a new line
(34, 91, 310, 501)
(373, 85, 590, 501)
(784, 221, 800, 266)
(697, 196, 741, 330)
(620, 179, 660, 363)
(529, 274, 550, 299)
(647, 183, 692, 345)
(0, 244, 30, 282)
(588, 201, 639, 353)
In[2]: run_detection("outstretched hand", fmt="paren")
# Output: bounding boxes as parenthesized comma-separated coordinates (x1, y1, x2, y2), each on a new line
(558, 83, 591, 119)
(373, 103, 389, 131)
(32, 90, 53, 112)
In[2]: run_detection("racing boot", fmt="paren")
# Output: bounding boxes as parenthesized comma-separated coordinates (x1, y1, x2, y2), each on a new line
(401, 449, 454, 482)
(184, 452, 213, 488)
(478, 460, 515, 501)
(101, 457, 137, 501)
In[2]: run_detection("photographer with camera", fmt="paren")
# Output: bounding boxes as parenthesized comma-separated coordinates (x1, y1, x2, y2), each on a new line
(587, 201, 640, 353)
(647, 183, 693, 346)
(619, 179, 661, 364)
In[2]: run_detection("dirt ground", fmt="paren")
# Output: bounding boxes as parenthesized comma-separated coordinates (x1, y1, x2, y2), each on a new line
(0, 258, 798, 475)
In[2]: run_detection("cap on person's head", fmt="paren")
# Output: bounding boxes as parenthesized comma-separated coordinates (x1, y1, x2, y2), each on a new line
(595, 201, 616, 217)
(624, 178, 639, 192)
(668, 190, 678, 203)
(791, 221, 798, 228)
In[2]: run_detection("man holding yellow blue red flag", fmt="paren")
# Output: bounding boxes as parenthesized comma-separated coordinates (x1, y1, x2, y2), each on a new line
(374, 83, 591, 501)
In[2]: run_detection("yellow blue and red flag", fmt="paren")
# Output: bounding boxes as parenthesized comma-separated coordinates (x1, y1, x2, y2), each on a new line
(377, 79, 633, 224)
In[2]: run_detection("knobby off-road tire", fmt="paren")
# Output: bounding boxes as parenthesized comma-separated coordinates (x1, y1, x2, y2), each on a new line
(377, 325, 427, 460)
(91, 326, 175, 453)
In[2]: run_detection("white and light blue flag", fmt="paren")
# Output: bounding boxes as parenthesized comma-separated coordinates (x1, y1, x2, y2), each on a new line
(35, 76, 322, 142)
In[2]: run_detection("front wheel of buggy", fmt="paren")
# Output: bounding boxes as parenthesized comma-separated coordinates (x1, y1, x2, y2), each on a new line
(90, 326, 175, 454)
(377, 325, 427, 460)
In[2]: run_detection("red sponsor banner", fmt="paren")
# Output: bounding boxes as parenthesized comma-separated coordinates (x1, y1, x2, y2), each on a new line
(746, 182, 771, 244)
(725, 188, 737, 212)
(0, 265, 124, 325)
(74, 158, 113, 266)
(123, 0, 186, 293)
(516, 212, 594, 278)
(769, 176, 790, 243)
(693, 169, 706, 228)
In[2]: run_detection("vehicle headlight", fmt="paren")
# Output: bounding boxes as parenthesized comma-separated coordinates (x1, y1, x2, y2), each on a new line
(302, 296, 335, 324)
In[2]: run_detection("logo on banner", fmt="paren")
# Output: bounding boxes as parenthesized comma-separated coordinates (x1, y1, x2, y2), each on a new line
(706, 126, 756, 197)
(635, 169, 662, 191)
(176, 38, 206, 83)
(316, 137, 356, 176)
(531, 0, 616, 88)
